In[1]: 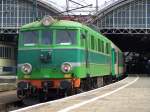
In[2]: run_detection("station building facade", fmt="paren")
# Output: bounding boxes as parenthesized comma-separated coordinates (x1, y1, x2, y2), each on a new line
(0, 0, 60, 34)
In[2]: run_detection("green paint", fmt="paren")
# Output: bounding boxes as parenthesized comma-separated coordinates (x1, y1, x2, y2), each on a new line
(17, 48, 112, 79)
(18, 19, 124, 80)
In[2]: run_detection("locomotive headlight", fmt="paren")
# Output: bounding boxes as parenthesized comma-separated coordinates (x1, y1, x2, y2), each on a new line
(41, 16, 55, 26)
(21, 63, 32, 75)
(61, 62, 72, 73)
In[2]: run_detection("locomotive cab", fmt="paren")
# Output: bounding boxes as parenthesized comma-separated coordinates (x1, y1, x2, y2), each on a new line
(17, 16, 82, 100)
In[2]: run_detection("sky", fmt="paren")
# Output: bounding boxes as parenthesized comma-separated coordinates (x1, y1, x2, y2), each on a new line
(43, 0, 117, 15)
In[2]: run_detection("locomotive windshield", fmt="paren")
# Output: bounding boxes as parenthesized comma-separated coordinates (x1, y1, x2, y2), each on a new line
(41, 30, 53, 45)
(21, 31, 38, 46)
(56, 29, 77, 45)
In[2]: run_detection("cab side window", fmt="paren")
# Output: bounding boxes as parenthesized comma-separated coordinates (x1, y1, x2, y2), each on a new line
(80, 30, 88, 47)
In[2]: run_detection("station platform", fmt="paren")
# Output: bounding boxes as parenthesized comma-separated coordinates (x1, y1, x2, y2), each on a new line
(0, 75, 16, 83)
(12, 75, 150, 112)
(0, 76, 16, 92)
(0, 90, 18, 104)
(0, 90, 19, 112)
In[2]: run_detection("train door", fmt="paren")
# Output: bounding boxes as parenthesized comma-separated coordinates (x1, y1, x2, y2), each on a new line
(81, 30, 89, 69)
(111, 48, 115, 76)
(111, 48, 119, 77)
(116, 51, 119, 76)
(118, 52, 123, 76)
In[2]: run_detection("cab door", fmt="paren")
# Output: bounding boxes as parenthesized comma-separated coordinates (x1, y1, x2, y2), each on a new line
(81, 30, 90, 77)
(112, 49, 120, 77)
(111, 48, 116, 76)
(81, 30, 89, 69)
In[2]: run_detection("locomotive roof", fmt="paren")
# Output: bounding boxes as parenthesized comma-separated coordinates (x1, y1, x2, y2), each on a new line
(20, 19, 121, 51)
(21, 20, 83, 29)
(21, 20, 110, 39)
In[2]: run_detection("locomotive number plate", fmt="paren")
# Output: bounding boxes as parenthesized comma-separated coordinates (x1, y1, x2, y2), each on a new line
(24, 75, 30, 79)
(64, 74, 72, 78)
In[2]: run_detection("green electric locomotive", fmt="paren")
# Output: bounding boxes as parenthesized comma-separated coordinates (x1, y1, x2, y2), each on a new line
(17, 16, 125, 100)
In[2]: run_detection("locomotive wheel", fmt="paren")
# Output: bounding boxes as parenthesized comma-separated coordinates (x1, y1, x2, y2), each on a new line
(38, 91, 47, 102)
(72, 87, 83, 94)
(85, 77, 92, 90)
(22, 97, 39, 106)
(58, 88, 71, 97)
(93, 77, 98, 88)
(96, 77, 104, 88)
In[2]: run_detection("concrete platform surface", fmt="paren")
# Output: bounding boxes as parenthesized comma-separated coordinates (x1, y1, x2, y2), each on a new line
(0, 75, 16, 92)
(0, 75, 16, 83)
(12, 76, 150, 112)
(0, 83, 16, 92)
(0, 90, 18, 104)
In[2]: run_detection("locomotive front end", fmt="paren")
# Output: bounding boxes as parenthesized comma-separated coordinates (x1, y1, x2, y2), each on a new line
(17, 17, 82, 100)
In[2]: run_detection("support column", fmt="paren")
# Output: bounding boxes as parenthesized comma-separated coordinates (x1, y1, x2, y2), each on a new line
(1, 0, 4, 33)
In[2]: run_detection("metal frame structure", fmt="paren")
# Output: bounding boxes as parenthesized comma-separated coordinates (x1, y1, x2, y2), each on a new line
(0, 0, 61, 34)
(93, 0, 150, 34)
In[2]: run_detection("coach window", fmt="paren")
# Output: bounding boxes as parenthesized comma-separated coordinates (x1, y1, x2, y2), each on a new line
(91, 36, 94, 50)
(41, 30, 53, 45)
(81, 32, 84, 47)
(22, 31, 38, 46)
(106, 43, 109, 54)
(95, 38, 98, 51)
(108, 44, 111, 54)
(81, 32, 85, 47)
(98, 39, 101, 52)
(102, 41, 104, 53)
(56, 29, 77, 45)
(81, 30, 87, 47)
